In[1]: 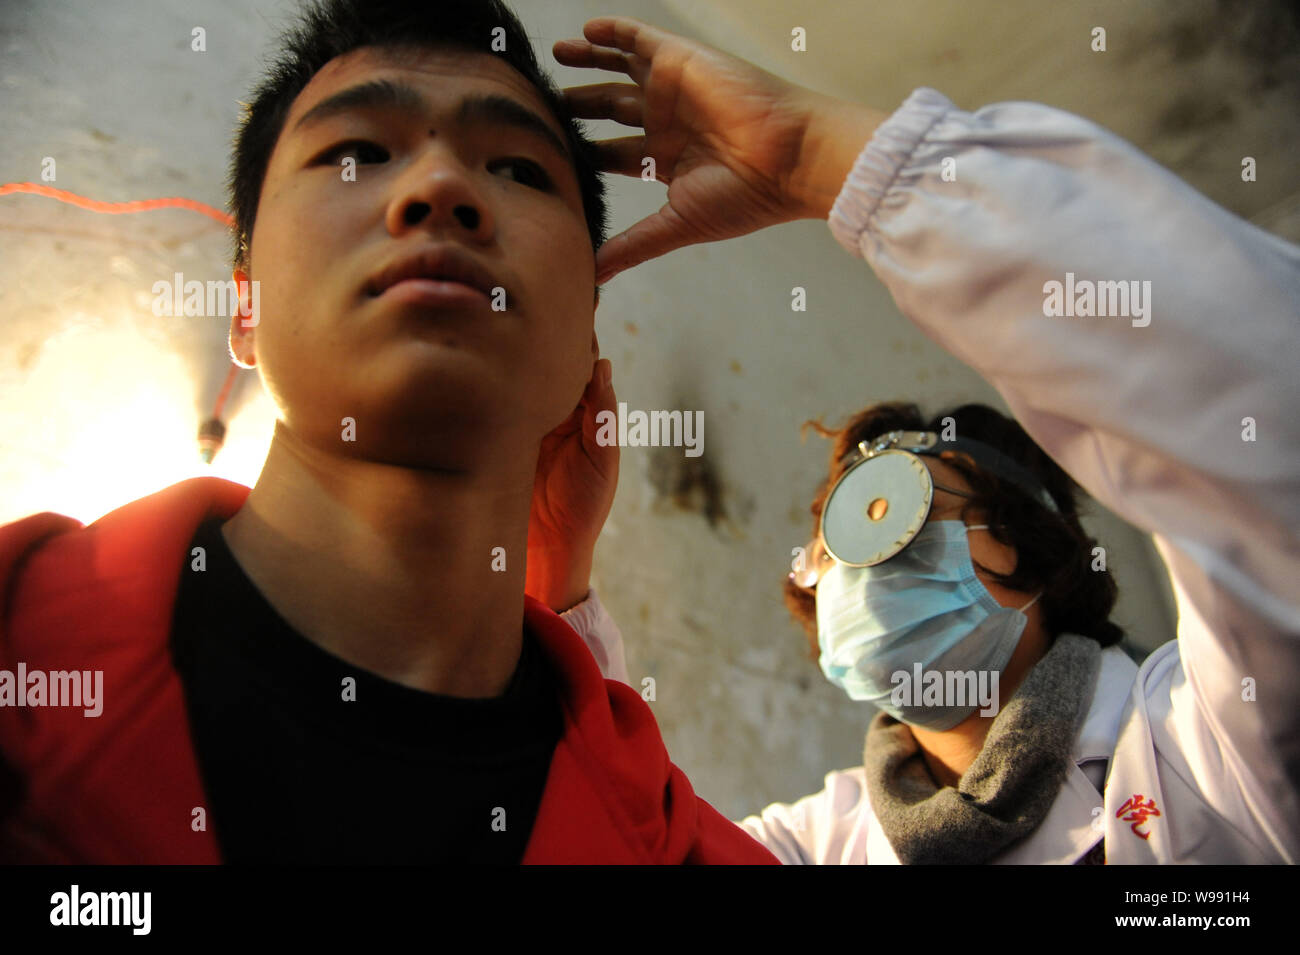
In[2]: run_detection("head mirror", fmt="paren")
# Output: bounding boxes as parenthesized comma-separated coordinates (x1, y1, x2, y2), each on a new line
(820, 449, 934, 567)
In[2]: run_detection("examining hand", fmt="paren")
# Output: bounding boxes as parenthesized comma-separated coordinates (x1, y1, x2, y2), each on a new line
(554, 16, 886, 283)
(526, 357, 619, 612)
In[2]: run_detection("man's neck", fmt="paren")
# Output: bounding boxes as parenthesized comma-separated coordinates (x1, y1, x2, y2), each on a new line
(220, 423, 536, 698)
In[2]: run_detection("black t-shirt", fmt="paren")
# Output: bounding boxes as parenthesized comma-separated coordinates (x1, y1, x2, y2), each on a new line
(169, 517, 563, 864)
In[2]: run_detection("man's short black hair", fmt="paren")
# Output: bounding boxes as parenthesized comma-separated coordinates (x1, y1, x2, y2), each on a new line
(227, 0, 609, 271)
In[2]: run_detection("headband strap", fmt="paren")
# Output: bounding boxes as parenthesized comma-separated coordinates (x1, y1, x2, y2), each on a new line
(849, 430, 1059, 513)
(930, 437, 1059, 513)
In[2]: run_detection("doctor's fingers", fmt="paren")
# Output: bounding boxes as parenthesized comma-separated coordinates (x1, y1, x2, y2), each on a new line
(553, 20, 660, 86)
(560, 83, 646, 129)
(584, 136, 654, 180)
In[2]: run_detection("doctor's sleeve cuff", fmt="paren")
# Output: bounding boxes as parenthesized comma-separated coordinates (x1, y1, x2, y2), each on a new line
(558, 588, 632, 687)
(827, 87, 953, 259)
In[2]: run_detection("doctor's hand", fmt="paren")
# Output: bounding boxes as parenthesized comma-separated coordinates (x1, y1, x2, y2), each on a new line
(554, 17, 887, 283)
(526, 357, 619, 613)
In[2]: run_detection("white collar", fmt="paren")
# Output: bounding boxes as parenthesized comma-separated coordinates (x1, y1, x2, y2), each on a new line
(993, 644, 1139, 863)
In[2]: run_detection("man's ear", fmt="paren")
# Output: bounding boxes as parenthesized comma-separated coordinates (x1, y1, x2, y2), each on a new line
(228, 266, 257, 368)
(590, 329, 600, 363)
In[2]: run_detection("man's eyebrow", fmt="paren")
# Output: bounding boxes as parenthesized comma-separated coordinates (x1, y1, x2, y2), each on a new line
(292, 79, 571, 163)
(293, 78, 426, 132)
(457, 92, 571, 163)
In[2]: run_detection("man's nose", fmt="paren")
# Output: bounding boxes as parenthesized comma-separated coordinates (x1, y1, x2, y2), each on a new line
(385, 146, 494, 240)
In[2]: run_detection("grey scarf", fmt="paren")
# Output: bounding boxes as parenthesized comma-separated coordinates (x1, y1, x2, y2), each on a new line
(862, 633, 1101, 864)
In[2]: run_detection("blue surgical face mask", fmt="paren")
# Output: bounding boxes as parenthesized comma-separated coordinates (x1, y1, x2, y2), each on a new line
(815, 520, 1042, 730)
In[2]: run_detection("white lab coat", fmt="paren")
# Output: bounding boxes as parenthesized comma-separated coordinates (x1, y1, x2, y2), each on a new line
(568, 87, 1300, 864)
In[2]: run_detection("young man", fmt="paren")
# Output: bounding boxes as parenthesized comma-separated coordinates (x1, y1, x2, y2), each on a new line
(0, 0, 777, 864)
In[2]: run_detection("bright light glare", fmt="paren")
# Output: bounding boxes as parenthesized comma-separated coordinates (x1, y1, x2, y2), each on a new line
(207, 385, 276, 489)
(0, 314, 273, 526)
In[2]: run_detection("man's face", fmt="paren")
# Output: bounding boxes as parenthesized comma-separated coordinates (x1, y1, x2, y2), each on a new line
(232, 45, 597, 467)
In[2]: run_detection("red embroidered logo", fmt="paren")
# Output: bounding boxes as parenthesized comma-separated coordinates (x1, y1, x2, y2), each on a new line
(1116, 794, 1161, 840)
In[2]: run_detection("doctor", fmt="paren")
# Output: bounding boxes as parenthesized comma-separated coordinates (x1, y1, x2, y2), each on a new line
(547, 16, 1300, 863)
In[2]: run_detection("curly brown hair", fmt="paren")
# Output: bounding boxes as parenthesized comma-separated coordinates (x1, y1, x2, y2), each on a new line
(784, 401, 1125, 659)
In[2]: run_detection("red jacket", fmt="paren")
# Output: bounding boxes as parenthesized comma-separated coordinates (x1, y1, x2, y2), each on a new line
(0, 477, 777, 865)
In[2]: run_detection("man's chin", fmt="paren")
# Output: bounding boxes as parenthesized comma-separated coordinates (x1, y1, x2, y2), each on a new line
(288, 423, 512, 474)
(292, 394, 537, 468)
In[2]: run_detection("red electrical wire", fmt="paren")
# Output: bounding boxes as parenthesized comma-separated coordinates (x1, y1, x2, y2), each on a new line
(3, 180, 245, 441)
(0, 181, 233, 226)
(212, 364, 240, 419)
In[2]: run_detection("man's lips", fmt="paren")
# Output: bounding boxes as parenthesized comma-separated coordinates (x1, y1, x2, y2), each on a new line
(375, 277, 490, 306)
(366, 245, 503, 305)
